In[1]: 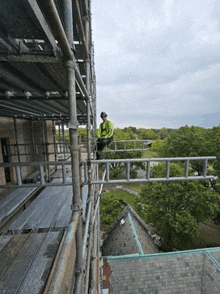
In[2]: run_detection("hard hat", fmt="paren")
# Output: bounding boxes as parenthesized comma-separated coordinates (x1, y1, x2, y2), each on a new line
(100, 112, 107, 118)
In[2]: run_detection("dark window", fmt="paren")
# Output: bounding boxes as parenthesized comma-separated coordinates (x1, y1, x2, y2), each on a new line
(1, 138, 11, 182)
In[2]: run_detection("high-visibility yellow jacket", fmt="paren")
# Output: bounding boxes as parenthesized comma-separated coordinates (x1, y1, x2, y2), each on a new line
(97, 120, 114, 139)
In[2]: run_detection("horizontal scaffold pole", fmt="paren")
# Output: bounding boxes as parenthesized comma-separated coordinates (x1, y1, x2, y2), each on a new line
(0, 157, 216, 188)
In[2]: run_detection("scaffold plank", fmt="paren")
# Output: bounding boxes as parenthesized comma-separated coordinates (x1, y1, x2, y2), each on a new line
(8, 180, 72, 231)
(0, 235, 13, 252)
(17, 232, 63, 294)
(0, 187, 38, 227)
(0, 235, 29, 280)
(0, 232, 62, 294)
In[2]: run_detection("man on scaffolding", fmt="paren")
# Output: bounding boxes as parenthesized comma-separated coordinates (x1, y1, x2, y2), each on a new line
(96, 112, 114, 159)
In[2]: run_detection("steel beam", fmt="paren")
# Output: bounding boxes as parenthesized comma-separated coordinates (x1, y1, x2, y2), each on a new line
(40, 0, 90, 103)
(22, 0, 60, 54)
(0, 64, 44, 95)
(41, 0, 74, 60)
(72, 0, 90, 59)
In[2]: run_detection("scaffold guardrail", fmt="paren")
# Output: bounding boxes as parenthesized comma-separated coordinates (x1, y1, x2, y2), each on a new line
(102, 140, 154, 152)
(0, 156, 217, 188)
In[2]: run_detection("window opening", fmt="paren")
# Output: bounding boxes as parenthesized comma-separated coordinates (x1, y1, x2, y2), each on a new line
(1, 138, 11, 182)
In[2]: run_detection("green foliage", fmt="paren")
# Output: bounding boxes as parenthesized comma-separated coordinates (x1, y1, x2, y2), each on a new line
(136, 128, 159, 140)
(101, 194, 124, 230)
(103, 151, 144, 178)
(56, 130, 70, 142)
(157, 126, 215, 176)
(114, 128, 136, 140)
(101, 190, 140, 230)
(78, 127, 88, 141)
(151, 139, 164, 152)
(159, 126, 212, 157)
(142, 150, 158, 158)
(156, 127, 174, 139)
(140, 180, 220, 251)
(151, 162, 189, 178)
(207, 126, 220, 180)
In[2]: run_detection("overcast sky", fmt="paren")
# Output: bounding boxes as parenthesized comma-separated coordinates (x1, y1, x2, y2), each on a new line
(91, 0, 220, 129)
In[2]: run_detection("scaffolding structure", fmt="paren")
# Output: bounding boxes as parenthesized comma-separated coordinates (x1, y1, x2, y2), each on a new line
(0, 2, 217, 294)
(0, 1, 98, 293)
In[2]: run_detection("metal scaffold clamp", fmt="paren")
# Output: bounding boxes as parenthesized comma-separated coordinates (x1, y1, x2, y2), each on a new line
(68, 122, 78, 130)
(71, 204, 82, 212)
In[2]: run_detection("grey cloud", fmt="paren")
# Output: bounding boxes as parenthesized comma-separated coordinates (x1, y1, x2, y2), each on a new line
(93, 0, 220, 129)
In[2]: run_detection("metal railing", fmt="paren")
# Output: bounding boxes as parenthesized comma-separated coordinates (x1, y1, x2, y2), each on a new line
(83, 156, 217, 185)
(0, 161, 72, 188)
(3, 142, 70, 157)
(79, 139, 154, 153)
(2, 140, 153, 161)
(0, 156, 217, 188)
(103, 140, 154, 152)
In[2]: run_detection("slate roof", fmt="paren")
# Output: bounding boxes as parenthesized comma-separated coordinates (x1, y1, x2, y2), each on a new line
(101, 205, 159, 257)
(101, 206, 220, 294)
(102, 248, 220, 294)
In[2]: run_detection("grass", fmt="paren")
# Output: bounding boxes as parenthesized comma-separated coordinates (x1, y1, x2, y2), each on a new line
(142, 150, 158, 158)
(101, 189, 141, 230)
(123, 182, 145, 193)
(102, 190, 139, 207)
(199, 220, 220, 247)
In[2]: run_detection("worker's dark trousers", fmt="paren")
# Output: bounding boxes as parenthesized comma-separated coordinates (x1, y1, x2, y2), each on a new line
(96, 138, 112, 159)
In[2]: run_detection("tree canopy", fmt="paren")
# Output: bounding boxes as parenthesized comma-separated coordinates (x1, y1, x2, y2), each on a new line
(139, 162, 220, 251)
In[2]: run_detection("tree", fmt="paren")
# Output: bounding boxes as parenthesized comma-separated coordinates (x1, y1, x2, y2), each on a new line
(151, 139, 164, 152)
(157, 127, 171, 139)
(140, 180, 220, 251)
(136, 128, 158, 140)
(103, 151, 144, 178)
(114, 128, 135, 141)
(78, 127, 88, 141)
(158, 126, 214, 175)
(207, 126, 220, 181)
(101, 194, 124, 230)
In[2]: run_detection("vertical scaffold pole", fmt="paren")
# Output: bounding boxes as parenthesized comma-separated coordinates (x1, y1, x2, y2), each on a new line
(66, 60, 84, 294)
(85, 5, 98, 293)
(13, 118, 20, 163)
(42, 120, 49, 180)
(52, 121, 57, 163)
(62, 122, 66, 160)
(30, 119, 36, 163)
(63, 0, 83, 293)
(91, 44, 97, 159)
(58, 123, 61, 145)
